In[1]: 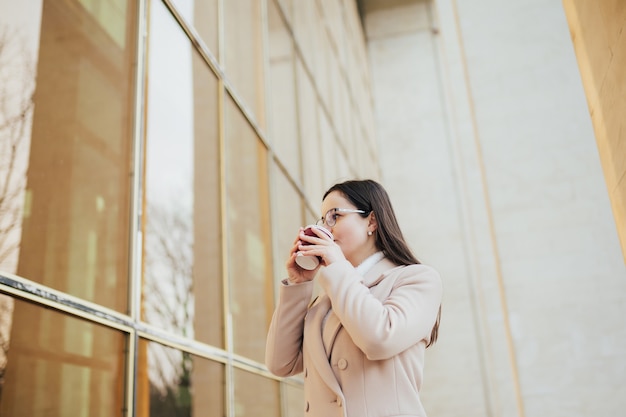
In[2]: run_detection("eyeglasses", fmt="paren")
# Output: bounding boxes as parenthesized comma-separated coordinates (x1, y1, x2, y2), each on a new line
(316, 208, 367, 227)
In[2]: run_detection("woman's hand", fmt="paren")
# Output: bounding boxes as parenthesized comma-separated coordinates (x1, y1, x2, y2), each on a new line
(297, 226, 345, 267)
(285, 226, 345, 284)
(285, 227, 319, 284)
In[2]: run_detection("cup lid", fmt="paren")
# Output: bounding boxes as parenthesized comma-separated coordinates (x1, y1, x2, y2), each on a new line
(305, 224, 333, 240)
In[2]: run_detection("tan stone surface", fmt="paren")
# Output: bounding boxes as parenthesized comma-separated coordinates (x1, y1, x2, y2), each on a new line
(563, 0, 626, 261)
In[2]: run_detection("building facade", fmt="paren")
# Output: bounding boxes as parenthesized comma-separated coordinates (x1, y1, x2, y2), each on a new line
(0, 0, 624, 417)
(362, 1, 626, 417)
(0, 0, 378, 416)
(562, 0, 626, 262)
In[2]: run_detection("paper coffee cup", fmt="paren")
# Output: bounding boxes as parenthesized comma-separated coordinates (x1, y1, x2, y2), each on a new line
(295, 225, 333, 270)
(295, 253, 320, 270)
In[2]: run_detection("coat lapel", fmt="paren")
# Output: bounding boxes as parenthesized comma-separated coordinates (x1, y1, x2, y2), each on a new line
(305, 294, 343, 394)
(305, 258, 403, 395)
(321, 258, 402, 355)
(322, 310, 342, 355)
(362, 258, 398, 287)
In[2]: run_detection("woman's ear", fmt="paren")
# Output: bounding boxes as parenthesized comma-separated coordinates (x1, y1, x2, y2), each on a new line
(368, 211, 378, 233)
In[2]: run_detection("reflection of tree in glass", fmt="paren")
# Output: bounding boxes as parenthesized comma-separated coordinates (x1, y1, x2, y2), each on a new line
(0, 28, 34, 272)
(148, 347, 192, 417)
(144, 202, 195, 415)
(144, 202, 195, 334)
(0, 26, 35, 401)
(0, 295, 14, 401)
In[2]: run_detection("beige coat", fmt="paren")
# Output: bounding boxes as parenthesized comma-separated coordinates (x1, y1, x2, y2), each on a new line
(265, 257, 443, 417)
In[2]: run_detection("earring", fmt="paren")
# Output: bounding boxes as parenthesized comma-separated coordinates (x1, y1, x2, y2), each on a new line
(368, 231, 373, 236)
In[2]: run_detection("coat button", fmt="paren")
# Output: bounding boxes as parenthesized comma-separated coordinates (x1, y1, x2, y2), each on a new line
(337, 358, 348, 370)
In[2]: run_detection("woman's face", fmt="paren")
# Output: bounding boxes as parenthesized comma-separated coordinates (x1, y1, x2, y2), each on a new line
(320, 191, 376, 266)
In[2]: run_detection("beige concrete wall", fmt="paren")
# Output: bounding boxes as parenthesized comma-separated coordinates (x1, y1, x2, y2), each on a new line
(363, 0, 626, 416)
(562, 0, 626, 262)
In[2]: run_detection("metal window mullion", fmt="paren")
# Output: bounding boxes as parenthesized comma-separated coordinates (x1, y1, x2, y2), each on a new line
(217, 0, 234, 411)
(127, 0, 149, 415)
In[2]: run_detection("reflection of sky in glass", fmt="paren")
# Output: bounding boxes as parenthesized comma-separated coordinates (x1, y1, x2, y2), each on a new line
(144, 0, 196, 350)
(169, 0, 194, 23)
(144, 1, 197, 392)
(0, 1, 43, 51)
(0, 1, 42, 274)
(0, 0, 42, 389)
(0, 0, 42, 146)
(145, 3, 193, 212)
(144, 1, 199, 389)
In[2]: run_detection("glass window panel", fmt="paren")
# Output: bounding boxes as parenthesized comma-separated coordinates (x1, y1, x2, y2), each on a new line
(0, 1, 137, 313)
(296, 58, 324, 202)
(224, 0, 265, 128)
(329, 62, 343, 143)
(292, 0, 318, 81)
(0, 296, 126, 416)
(0, 1, 41, 275)
(270, 164, 304, 287)
(326, 0, 347, 71)
(319, 110, 340, 189)
(337, 79, 351, 158)
(267, 0, 300, 182)
(316, 28, 331, 114)
(78, 0, 128, 48)
(347, 38, 363, 103)
(225, 96, 273, 363)
(351, 113, 365, 177)
(233, 367, 280, 417)
(342, 90, 356, 173)
(275, 0, 292, 26)
(143, 1, 223, 348)
(323, 53, 336, 126)
(137, 339, 225, 417)
(168, 0, 219, 60)
(313, 6, 330, 91)
(283, 382, 305, 417)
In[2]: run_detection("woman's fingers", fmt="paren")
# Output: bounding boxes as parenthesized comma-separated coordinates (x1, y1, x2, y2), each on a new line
(289, 226, 306, 246)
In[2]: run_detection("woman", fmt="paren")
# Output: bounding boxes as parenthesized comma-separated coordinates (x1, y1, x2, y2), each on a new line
(265, 179, 442, 417)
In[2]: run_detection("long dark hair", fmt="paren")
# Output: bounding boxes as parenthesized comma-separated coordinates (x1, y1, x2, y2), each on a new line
(323, 179, 441, 347)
